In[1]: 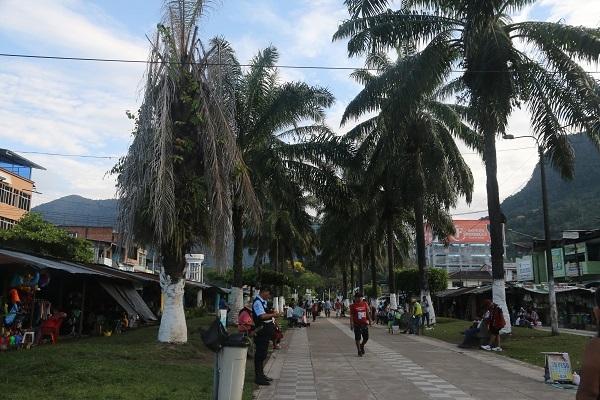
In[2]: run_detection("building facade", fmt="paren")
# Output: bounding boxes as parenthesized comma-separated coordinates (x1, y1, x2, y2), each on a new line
(0, 149, 44, 229)
(425, 219, 492, 273)
(61, 226, 150, 272)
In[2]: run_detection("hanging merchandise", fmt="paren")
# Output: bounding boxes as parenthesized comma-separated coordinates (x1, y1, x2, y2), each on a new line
(9, 273, 23, 288)
(38, 271, 51, 288)
(8, 288, 20, 305)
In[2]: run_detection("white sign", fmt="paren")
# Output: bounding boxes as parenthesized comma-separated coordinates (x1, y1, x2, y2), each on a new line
(562, 231, 580, 239)
(517, 256, 534, 281)
(566, 262, 582, 278)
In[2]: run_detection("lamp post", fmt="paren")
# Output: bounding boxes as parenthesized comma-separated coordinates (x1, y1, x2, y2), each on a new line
(503, 134, 559, 335)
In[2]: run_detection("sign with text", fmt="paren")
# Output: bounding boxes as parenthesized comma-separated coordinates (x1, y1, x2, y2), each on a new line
(543, 352, 573, 383)
(425, 220, 491, 245)
(517, 256, 534, 281)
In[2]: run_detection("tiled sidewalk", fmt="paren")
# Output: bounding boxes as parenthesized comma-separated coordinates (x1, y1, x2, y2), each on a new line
(255, 328, 317, 400)
(255, 317, 577, 400)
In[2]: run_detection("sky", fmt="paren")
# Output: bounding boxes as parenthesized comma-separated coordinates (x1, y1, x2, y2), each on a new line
(0, 0, 599, 218)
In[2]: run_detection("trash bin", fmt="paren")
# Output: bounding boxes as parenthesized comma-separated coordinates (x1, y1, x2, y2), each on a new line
(217, 333, 249, 400)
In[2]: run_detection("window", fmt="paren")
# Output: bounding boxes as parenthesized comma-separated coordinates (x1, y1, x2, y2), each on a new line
(18, 192, 31, 211)
(0, 216, 16, 230)
(0, 183, 13, 205)
(127, 246, 138, 260)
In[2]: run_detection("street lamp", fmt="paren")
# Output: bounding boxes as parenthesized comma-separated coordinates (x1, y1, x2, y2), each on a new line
(503, 134, 560, 335)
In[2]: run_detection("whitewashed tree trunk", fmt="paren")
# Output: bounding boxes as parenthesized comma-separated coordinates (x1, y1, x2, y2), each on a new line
(390, 293, 398, 310)
(421, 290, 436, 326)
(229, 287, 244, 325)
(158, 268, 187, 343)
(273, 297, 280, 314)
(493, 279, 512, 334)
(278, 296, 285, 313)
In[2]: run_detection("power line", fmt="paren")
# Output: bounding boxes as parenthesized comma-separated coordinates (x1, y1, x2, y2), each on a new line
(2, 52, 600, 74)
(12, 150, 119, 159)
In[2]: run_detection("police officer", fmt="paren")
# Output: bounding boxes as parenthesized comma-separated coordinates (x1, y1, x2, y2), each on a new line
(252, 287, 279, 385)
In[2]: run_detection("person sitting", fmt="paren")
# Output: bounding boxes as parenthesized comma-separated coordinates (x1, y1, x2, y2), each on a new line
(293, 304, 306, 327)
(286, 301, 297, 327)
(527, 308, 540, 328)
(238, 302, 255, 335)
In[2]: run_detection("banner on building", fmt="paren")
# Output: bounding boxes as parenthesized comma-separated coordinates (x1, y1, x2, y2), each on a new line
(425, 219, 491, 245)
(517, 256, 534, 281)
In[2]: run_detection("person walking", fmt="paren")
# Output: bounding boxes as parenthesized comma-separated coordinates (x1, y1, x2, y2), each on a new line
(335, 299, 341, 318)
(480, 299, 506, 352)
(312, 301, 319, 322)
(577, 288, 600, 399)
(349, 292, 371, 357)
(252, 287, 279, 385)
(324, 299, 332, 317)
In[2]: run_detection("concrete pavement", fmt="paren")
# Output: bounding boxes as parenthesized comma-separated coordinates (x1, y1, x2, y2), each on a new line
(255, 317, 577, 400)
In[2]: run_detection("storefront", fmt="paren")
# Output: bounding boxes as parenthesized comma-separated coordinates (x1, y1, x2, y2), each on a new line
(1, 248, 158, 350)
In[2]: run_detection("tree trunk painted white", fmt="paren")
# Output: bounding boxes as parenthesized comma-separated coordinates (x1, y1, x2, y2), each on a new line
(158, 268, 187, 343)
(278, 296, 285, 313)
(390, 293, 398, 310)
(273, 297, 280, 314)
(420, 290, 436, 326)
(196, 289, 203, 307)
(492, 279, 512, 334)
(229, 287, 244, 325)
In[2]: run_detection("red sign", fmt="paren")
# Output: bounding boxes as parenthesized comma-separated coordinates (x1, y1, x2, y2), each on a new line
(425, 219, 491, 245)
(448, 220, 491, 244)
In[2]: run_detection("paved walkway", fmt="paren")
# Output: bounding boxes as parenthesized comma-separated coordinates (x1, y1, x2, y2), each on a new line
(255, 317, 578, 400)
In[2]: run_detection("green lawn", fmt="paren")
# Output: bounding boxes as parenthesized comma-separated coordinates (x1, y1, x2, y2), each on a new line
(1, 317, 256, 400)
(425, 317, 591, 371)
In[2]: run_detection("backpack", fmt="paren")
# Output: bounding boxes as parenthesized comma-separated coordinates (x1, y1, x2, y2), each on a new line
(491, 306, 506, 329)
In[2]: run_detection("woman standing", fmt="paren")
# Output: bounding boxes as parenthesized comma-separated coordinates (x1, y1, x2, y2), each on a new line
(577, 289, 600, 399)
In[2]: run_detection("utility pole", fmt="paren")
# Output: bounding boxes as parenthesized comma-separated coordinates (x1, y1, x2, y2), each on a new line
(504, 134, 559, 335)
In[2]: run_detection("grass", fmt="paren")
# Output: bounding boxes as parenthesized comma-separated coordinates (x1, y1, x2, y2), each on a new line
(425, 318, 591, 371)
(1, 316, 256, 400)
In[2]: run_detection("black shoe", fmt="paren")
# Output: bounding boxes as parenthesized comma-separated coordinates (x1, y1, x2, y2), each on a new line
(255, 377, 271, 386)
(263, 375, 273, 382)
(360, 344, 365, 355)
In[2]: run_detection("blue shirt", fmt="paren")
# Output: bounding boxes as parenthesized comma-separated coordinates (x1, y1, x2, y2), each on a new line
(253, 295, 267, 318)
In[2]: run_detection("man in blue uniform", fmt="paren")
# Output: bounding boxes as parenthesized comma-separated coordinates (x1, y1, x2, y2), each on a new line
(252, 287, 279, 385)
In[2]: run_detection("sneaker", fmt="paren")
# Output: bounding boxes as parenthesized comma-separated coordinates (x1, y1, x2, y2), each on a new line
(360, 344, 365, 355)
(480, 345, 492, 351)
(492, 347, 503, 352)
(358, 349, 363, 357)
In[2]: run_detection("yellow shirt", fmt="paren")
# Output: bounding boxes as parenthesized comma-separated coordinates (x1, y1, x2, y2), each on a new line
(413, 302, 423, 317)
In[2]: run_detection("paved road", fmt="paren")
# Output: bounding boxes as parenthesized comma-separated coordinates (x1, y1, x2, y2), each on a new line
(255, 317, 577, 400)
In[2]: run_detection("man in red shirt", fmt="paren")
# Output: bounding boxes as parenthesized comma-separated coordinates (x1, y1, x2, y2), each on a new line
(349, 292, 371, 357)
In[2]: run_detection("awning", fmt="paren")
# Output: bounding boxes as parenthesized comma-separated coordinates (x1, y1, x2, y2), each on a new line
(0, 248, 117, 278)
(435, 287, 475, 298)
(99, 281, 157, 321)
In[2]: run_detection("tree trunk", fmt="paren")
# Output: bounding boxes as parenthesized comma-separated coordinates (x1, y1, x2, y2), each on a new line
(350, 262, 355, 296)
(230, 202, 244, 324)
(484, 132, 511, 333)
(358, 245, 364, 293)
(386, 218, 396, 295)
(158, 268, 187, 343)
(342, 265, 348, 300)
(539, 148, 559, 335)
(370, 244, 378, 297)
(414, 200, 436, 325)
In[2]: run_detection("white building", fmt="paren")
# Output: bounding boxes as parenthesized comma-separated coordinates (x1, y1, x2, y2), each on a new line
(426, 219, 492, 273)
(185, 253, 205, 283)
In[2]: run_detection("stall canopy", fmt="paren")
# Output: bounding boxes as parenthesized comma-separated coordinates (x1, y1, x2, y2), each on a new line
(0, 248, 116, 278)
(99, 281, 157, 321)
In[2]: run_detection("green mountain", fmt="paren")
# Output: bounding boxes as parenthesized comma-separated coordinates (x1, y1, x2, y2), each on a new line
(32, 195, 118, 227)
(502, 134, 600, 253)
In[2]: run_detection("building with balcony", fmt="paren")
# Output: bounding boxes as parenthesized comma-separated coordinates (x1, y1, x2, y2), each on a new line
(0, 149, 45, 229)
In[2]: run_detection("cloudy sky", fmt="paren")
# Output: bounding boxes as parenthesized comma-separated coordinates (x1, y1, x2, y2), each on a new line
(0, 0, 598, 218)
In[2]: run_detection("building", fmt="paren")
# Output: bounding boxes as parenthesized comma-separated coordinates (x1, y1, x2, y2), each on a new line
(185, 253, 205, 283)
(515, 229, 600, 283)
(0, 149, 45, 229)
(61, 225, 151, 272)
(425, 219, 493, 273)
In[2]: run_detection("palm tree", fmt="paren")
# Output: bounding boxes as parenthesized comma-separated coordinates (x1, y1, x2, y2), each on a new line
(335, 0, 600, 334)
(343, 50, 478, 322)
(225, 43, 342, 313)
(114, 1, 258, 343)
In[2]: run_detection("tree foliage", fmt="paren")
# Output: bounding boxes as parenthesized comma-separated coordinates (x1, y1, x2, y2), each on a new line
(0, 213, 93, 263)
(395, 268, 448, 297)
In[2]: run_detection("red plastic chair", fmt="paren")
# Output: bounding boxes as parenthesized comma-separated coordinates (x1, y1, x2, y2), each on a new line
(39, 314, 66, 344)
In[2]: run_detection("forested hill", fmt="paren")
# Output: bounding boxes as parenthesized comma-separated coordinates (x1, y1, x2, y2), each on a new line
(32, 195, 118, 227)
(502, 134, 600, 245)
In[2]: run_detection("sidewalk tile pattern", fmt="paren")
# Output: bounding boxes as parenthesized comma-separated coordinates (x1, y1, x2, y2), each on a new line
(329, 318, 475, 400)
(257, 329, 318, 400)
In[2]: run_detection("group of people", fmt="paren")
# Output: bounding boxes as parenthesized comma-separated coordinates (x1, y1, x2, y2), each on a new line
(375, 296, 433, 335)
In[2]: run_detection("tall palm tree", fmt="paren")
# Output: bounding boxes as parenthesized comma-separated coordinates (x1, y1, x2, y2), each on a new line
(114, 1, 258, 343)
(335, 0, 600, 333)
(343, 50, 478, 322)
(225, 43, 342, 312)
